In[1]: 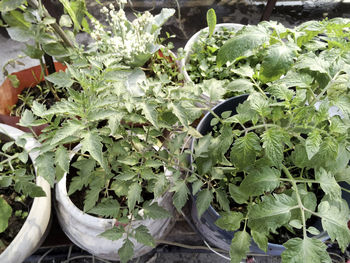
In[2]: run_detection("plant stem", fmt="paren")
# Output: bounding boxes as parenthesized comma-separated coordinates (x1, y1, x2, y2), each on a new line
(310, 70, 341, 106)
(282, 164, 307, 238)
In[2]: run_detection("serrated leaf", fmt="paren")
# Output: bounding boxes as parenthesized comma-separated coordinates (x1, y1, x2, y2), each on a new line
(169, 103, 188, 128)
(215, 189, 230, 212)
(42, 43, 70, 57)
(89, 198, 120, 218)
(82, 131, 107, 172)
(305, 130, 322, 160)
(45, 71, 73, 88)
(51, 120, 84, 145)
(84, 186, 100, 212)
(14, 181, 46, 198)
(281, 237, 331, 263)
(251, 230, 268, 252)
(226, 79, 254, 93)
(23, 44, 44, 59)
(206, 8, 216, 37)
(217, 26, 269, 66)
(35, 152, 55, 187)
(230, 132, 261, 170)
(127, 183, 142, 211)
(248, 194, 296, 234)
(134, 225, 155, 247)
(141, 103, 158, 128)
(55, 145, 69, 173)
(260, 43, 297, 83)
(266, 84, 295, 101)
(192, 180, 203, 195)
(295, 53, 329, 74)
(229, 231, 251, 263)
(194, 134, 211, 157)
(318, 200, 350, 251)
(143, 201, 170, 219)
(0, 197, 12, 233)
(215, 211, 243, 231)
(18, 151, 28, 163)
(99, 226, 124, 241)
(118, 238, 134, 263)
(171, 181, 189, 211)
(261, 128, 284, 168)
(316, 168, 341, 200)
(240, 166, 280, 196)
(196, 189, 213, 218)
(229, 183, 249, 204)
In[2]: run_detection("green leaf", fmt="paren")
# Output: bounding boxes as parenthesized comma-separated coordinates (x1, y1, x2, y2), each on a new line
(134, 225, 155, 247)
(305, 130, 322, 160)
(240, 166, 280, 196)
(99, 226, 124, 241)
(45, 71, 73, 88)
(141, 103, 158, 128)
(295, 53, 329, 74)
(267, 84, 295, 101)
(143, 201, 170, 219)
(118, 238, 134, 263)
(6, 26, 32, 42)
(318, 200, 350, 252)
(281, 237, 331, 263)
(14, 181, 46, 198)
(0, 197, 12, 233)
(215, 211, 243, 231)
(81, 131, 107, 172)
(261, 128, 284, 168)
(18, 151, 28, 163)
(307, 226, 320, 236)
(36, 152, 55, 187)
(0, 0, 25, 12)
(23, 44, 44, 59)
(248, 194, 296, 234)
(58, 0, 81, 31)
(51, 120, 83, 145)
(215, 189, 230, 212)
(152, 8, 175, 32)
(229, 183, 249, 204)
(171, 181, 189, 211)
(59, 14, 73, 27)
(84, 185, 101, 212)
(42, 43, 70, 57)
(229, 231, 251, 263)
(127, 183, 142, 210)
(194, 134, 211, 157)
(55, 145, 69, 174)
(2, 10, 30, 28)
(192, 180, 203, 196)
(196, 189, 213, 218)
(217, 26, 269, 66)
(230, 132, 261, 170)
(251, 230, 268, 252)
(206, 8, 216, 38)
(315, 168, 341, 200)
(226, 79, 254, 93)
(260, 43, 297, 83)
(89, 198, 120, 218)
(169, 103, 189, 128)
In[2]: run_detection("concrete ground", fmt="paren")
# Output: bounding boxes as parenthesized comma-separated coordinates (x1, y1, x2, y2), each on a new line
(1, 0, 350, 262)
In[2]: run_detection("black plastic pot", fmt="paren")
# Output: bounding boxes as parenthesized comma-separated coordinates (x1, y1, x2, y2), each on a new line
(189, 94, 336, 256)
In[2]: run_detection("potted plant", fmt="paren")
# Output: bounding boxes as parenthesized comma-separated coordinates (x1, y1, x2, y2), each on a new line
(19, 3, 203, 262)
(179, 30, 350, 261)
(0, 123, 50, 263)
(0, 0, 91, 119)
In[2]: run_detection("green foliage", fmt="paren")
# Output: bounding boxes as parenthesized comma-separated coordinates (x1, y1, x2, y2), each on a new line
(206, 8, 216, 38)
(0, 134, 46, 236)
(229, 231, 251, 263)
(190, 19, 350, 262)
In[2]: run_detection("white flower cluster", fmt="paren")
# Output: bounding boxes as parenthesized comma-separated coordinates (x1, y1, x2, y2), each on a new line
(91, 4, 160, 66)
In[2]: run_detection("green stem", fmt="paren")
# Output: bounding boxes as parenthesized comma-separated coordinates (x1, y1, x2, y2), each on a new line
(279, 178, 318, 184)
(282, 164, 307, 238)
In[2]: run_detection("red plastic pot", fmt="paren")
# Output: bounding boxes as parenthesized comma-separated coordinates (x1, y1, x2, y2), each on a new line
(0, 62, 66, 134)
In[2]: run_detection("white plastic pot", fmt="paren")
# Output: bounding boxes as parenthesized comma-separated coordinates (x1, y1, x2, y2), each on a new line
(180, 23, 244, 84)
(55, 146, 175, 261)
(0, 124, 51, 263)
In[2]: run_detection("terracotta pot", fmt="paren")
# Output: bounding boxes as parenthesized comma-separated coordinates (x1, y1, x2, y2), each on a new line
(0, 62, 66, 115)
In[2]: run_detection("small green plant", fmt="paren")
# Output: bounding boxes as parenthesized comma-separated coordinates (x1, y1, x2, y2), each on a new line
(0, 132, 45, 252)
